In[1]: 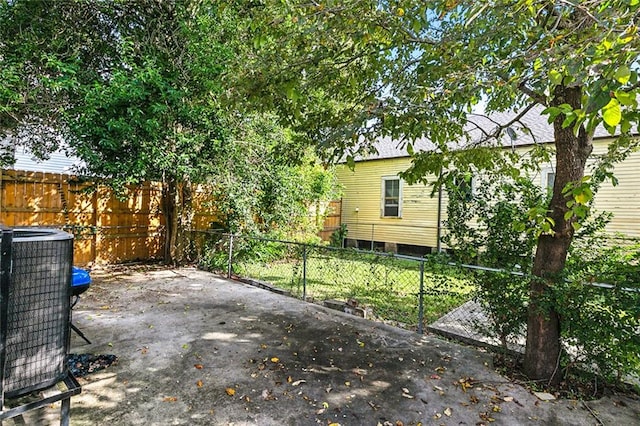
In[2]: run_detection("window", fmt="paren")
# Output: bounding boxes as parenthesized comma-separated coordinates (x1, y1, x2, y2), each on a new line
(381, 177, 402, 217)
(541, 169, 555, 192)
(451, 173, 474, 202)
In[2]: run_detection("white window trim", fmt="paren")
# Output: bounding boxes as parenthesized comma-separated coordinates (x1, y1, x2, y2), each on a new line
(381, 176, 403, 218)
(541, 168, 555, 192)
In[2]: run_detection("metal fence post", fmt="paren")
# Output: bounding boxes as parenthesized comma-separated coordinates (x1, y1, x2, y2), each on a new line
(302, 244, 307, 300)
(417, 260, 425, 334)
(370, 224, 374, 251)
(227, 234, 234, 279)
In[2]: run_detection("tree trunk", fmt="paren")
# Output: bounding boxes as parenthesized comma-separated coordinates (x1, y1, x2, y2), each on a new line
(524, 85, 593, 383)
(161, 176, 179, 265)
(175, 179, 194, 264)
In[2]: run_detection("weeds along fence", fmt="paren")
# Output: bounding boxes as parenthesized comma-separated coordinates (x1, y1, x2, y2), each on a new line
(187, 231, 477, 334)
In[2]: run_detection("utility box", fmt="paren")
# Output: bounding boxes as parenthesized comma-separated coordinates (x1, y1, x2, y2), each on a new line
(1, 228, 73, 397)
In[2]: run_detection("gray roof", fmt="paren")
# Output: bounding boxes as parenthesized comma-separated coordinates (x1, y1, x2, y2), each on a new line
(9, 145, 84, 174)
(359, 105, 613, 161)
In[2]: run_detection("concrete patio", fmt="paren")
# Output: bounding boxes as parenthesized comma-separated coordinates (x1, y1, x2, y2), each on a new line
(15, 265, 640, 425)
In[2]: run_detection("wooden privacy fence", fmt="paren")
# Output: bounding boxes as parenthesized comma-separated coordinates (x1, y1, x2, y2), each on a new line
(0, 169, 164, 265)
(0, 169, 217, 266)
(0, 169, 340, 265)
(318, 199, 342, 241)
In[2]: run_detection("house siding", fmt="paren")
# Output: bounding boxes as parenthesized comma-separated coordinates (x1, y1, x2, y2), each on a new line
(590, 140, 640, 239)
(337, 157, 444, 250)
(337, 137, 640, 252)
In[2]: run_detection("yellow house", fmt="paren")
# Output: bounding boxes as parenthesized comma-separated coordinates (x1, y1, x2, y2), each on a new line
(336, 108, 640, 254)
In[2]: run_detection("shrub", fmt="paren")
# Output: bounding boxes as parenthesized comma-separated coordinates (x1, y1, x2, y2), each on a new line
(445, 170, 640, 384)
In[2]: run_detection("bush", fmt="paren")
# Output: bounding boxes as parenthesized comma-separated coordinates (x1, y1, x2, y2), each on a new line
(329, 224, 348, 248)
(559, 238, 640, 382)
(444, 170, 640, 384)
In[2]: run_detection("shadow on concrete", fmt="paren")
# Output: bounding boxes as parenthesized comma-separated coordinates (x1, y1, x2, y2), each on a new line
(18, 266, 638, 425)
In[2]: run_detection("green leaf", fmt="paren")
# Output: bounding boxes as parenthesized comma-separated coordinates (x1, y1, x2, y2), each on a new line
(346, 155, 355, 170)
(602, 99, 622, 127)
(614, 90, 636, 106)
(285, 85, 300, 102)
(549, 70, 563, 86)
(621, 119, 632, 134)
(533, 58, 542, 71)
(575, 192, 589, 204)
(561, 113, 576, 129)
(407, 143, 414, 155)
(541, 106, 562, 123)
(614, 65, 631, 84)
(586, 89, 611, 114)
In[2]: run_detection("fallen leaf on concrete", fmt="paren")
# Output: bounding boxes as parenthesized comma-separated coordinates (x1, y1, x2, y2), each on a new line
(194, 364, 203, 369)
(196, 380, 203, 388)
(457, 377, 474, 392)
(533, 391, 556, 401)
(163, 396, 177, 402)
(270, 357, 279, 363)
(401, 388, 414, 399)
(479, 412, 495, 422)
(262, 389, 276, 400)
(225, 388, 236, 396)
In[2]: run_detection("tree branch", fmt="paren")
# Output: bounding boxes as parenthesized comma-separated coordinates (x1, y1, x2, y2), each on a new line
(518, 81, 547, 106)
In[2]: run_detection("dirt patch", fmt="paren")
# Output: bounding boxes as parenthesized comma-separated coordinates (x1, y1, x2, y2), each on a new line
(67, 354, 119, 378)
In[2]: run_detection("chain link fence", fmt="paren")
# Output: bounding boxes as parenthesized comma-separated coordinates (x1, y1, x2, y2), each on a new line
(185, 230, 640, 382)
(187, 231, 483, 336)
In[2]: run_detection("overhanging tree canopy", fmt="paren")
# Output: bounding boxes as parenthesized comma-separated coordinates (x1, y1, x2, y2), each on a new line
(1, 0, 339, 263)
(229, 0, 640, 382)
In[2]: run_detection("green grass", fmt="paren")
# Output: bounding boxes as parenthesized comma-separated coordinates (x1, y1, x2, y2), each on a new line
(234, 248, 476, 329)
